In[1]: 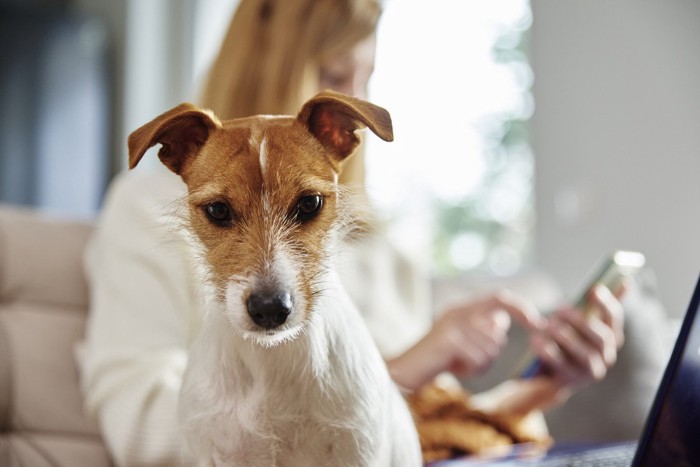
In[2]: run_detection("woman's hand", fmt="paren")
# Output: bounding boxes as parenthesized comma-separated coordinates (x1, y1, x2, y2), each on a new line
(387, 290, 545, 392)
(531, 283, 626, 387)
(476, 282, 628, 416)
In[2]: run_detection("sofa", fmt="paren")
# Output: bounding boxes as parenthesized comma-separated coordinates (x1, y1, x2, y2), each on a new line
(0, 205, 111, 467)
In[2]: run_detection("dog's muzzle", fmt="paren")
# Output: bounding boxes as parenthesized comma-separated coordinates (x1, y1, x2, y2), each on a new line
(246, 290, 292, 329)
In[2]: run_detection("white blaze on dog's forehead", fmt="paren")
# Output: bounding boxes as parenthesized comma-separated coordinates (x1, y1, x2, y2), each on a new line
(248, 123, 269, 176)
(259, 137, 268, 173)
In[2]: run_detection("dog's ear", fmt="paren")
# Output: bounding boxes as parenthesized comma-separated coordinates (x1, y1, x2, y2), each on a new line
(128, 103, 221, 175)
(297, 91, 393, 162)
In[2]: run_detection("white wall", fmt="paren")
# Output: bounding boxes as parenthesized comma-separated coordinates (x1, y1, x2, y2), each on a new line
(531, 0, 700, 317)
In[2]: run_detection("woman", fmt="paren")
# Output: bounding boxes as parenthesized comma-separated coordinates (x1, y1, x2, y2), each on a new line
(80, 1, 625, 465)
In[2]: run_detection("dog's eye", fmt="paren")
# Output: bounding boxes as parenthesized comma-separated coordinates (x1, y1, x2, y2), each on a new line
(204, 201, 233, 226)
(296, 195, 323, 221)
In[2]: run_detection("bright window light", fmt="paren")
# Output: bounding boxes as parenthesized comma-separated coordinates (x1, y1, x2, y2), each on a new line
(366, 0, 534, 276)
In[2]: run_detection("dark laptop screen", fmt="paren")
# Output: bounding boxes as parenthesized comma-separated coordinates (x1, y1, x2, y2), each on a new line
(634, 275, 700, 466)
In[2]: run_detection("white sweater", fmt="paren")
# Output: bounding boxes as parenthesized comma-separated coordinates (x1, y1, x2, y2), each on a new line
(78, 169, 431, 466)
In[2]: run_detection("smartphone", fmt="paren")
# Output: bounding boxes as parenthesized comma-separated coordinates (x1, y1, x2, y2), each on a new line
(515, 250, 646, 379)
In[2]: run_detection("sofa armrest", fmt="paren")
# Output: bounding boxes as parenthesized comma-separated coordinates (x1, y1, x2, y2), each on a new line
(0, 204, 111, 466)
(0, 205, 93, 308)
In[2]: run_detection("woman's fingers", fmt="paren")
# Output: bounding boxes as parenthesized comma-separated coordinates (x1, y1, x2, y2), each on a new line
(530, 332, 581, 383)
(481, 290, 546, 332)
(452, 316, 515, 376)
(390, 290, 546, 388)
(587, 284, 626, 348)
(443, 326, 493, 376)
(436, 292, 542, 378)
(557, 307, 617, 367)
(532, 303, 621, 386)
(546, 315, 608, 382)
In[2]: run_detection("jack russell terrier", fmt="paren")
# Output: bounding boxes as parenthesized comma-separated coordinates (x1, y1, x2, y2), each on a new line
(128, 91, 422, 466)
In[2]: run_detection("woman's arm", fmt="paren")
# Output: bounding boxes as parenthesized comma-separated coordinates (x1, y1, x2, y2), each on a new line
(79, 170, 197, 466)
(387, 290, 545, 392)
(387, 283, 626, 415)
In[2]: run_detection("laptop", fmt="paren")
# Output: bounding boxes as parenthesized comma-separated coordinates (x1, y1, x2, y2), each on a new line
(431, 273, 700, 466)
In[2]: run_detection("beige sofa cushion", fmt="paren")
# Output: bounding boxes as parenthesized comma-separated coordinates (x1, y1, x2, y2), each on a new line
(0, 207, 90, 308)
(0, 205, 111, 467)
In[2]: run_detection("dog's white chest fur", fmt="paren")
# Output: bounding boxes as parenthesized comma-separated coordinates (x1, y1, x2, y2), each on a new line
(179, 272, 421, 467)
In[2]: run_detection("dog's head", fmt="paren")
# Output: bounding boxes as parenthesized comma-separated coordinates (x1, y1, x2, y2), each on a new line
(128, 91, 393, 347)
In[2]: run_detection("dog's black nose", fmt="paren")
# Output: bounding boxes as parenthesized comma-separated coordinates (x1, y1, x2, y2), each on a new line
(246, 291, 292, 328)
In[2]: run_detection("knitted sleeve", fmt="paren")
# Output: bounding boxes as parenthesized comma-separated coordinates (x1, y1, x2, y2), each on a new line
(78, 170, 198, 467)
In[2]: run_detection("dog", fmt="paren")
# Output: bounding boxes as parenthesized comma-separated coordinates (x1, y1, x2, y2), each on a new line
(127, 91, 422, 466)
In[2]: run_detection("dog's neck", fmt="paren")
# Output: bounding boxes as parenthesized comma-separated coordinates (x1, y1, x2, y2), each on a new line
(195, 267, 368, 389)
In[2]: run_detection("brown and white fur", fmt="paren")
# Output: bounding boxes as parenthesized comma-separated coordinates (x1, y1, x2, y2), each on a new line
(128, 91, 421, 466)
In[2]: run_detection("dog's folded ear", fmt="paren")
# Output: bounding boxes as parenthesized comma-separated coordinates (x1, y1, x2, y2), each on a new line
(128, 103, 221, 175)
(297, 90, 393, 162)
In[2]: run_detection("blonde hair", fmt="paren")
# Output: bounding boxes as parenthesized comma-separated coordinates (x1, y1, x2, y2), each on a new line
(199, 0, 382, 188)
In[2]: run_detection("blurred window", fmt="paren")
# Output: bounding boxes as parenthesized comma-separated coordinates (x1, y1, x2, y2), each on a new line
(366, 0, 534, 276)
